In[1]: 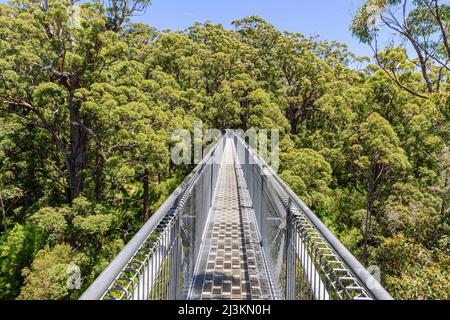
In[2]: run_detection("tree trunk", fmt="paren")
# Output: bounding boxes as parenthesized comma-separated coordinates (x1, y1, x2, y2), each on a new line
(142, 169, 150, 222)
(417, 53, 433, 94)
(289, 102, 298, 134)
(94, 147, 105, 201)
(440, 175, 449, 223)
(68, 94, 87, 202)
(240, 100, 249, 131)
(404, 32, 434, 93)
(363, 189, 373, 262)
(0, 188, 8, 240)
(433, 0, 450, 60)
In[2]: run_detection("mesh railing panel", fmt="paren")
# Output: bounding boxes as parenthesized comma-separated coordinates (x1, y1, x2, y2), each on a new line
(80, 137, 225, 300)
(232, 131, 392, 300)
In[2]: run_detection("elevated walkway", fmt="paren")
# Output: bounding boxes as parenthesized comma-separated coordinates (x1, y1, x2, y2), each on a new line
(190, 138, 272, 300)
(80, 131, 392, 301)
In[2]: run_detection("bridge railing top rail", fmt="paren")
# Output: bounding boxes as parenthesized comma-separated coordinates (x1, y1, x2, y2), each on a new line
(80, 135, 226, 300)
(231, 130, 393, 300)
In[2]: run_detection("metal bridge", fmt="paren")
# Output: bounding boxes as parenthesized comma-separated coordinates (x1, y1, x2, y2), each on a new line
(80, 131, 392, 300)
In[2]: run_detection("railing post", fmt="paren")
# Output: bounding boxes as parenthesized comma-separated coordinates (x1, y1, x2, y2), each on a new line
(259, 167, 266, 238)
(177, 216, 183, 299)
(285, 198, 296, 300)
(210, 151, 214, 204)
(169, 216, 179, 299)
(245, 147, 249, 184)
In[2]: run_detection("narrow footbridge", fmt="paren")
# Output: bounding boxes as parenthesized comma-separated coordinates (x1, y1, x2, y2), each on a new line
(80, 131, 392, 300)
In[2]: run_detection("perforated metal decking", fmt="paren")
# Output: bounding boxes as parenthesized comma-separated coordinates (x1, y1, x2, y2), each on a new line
(189, 138, 272, 300)
(80, 132, 391, 301)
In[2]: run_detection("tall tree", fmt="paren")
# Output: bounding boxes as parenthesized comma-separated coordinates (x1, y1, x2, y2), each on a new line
(351, 0, 450, 97)
(0, 1, 138, 202)
(99, 0, 152, 32)
(345, 112, 410, 260)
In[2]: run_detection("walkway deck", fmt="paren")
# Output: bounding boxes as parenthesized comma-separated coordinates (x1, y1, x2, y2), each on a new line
(189, 138, 272, 300)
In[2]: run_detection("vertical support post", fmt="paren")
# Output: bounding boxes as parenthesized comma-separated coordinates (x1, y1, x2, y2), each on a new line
(260, 170, 266, 245)
(245, 148, 249, 183)
(176, 214, 183, 299)
(169, 217, 177, 300)
(210, 151, 214, 204)
(285, 198, 296, 300)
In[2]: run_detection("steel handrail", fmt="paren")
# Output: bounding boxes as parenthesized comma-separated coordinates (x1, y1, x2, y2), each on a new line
(232, 130, 393, 300)
(80, 136, 225, 300)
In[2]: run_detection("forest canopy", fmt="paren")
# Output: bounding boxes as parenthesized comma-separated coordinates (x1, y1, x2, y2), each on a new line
(0, 0, 448, 299)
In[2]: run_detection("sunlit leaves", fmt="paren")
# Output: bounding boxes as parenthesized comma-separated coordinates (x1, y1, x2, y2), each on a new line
(0, 0, 448, 300)
(19, 243, 79, 300)
(280, 148, 333, 208)
(31, 207, 69, 240)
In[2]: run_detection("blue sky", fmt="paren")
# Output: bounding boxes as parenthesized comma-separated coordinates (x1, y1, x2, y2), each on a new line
(0, 0, 374, 57)
(133, 0, 372, 57)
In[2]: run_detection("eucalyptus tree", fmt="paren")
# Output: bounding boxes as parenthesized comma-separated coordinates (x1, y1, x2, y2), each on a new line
(97, 0, 153, 32)
(273, 33, 334, 134)
(0, 0, 448, 300)
(232, 16, 283, 91)
(351, 0, 450, 97)
(344, 112, 411, 260)
(0, 1, 112, 201)
(279, 148, 333, 210)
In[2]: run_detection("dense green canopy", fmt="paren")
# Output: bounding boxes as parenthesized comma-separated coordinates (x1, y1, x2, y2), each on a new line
(0, 0, 448, 299)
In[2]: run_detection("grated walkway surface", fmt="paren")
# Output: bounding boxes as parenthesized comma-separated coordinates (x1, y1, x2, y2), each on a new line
(189, 138, 272, 300)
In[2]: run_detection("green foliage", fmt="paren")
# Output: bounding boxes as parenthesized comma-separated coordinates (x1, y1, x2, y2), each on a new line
(0, 0, 448, 300)
(18, 243, 80, 300)
(73, 214, 114, 235)
(348, 112, 410, 177)
(374, 234, 449, 299)
(31, 207, 69, 241)
(0, 224, 47, 299)
(351, 0, 450, 98)
(280, 148, 332, 209)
